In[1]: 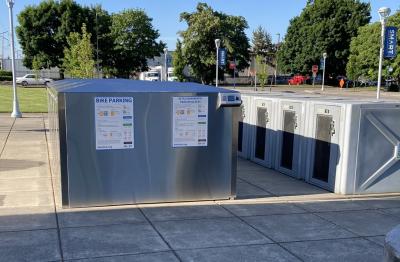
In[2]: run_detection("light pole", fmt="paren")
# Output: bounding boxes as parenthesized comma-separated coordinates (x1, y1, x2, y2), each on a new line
(215, 39, 220, 87)
(321, 52, 327, 91)
(377, 7, 391, 100)
(163, 47, 168, 81)
(95, 11, 100, 78)
(274, 33, 280, 86)
(6, 0, 21, 118)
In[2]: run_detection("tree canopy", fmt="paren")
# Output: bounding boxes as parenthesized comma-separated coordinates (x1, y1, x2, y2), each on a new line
(63, 24, 95, 78)
(347, 11, 400, 81)
(173, 39, 186, 82)
(277, 0, 370, 76)
(108, 9, 164, 78)
(178, 3, 250, 84)
(252, 26, 274, 66)
(16, 1, 163, 78)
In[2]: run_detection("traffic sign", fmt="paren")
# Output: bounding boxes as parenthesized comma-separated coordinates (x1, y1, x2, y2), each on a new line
(229, 61, 236, 70)
(312, 65, 318, 73)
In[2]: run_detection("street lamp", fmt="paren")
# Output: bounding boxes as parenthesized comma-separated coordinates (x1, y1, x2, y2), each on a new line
(274, 33, 280, 86)
(377, 6, 391, 100)
(321, 52, 327, 91)
(6, 0, 21, 118)
(163, 47, 168, 81)
(215, 39, 220, 87)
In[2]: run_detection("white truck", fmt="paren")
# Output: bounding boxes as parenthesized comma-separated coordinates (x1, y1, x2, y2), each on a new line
(139, 67, 177, 82)
(167, 68, 178, 81)
(139, 70, 160, 81)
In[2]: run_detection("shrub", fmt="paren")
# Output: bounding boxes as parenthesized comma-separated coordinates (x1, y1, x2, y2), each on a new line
(0, 70, 12, 77)
(0, 75, 12, 81)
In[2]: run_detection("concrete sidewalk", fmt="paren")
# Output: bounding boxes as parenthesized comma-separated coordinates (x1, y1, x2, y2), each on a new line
(0, 113, 399, 262)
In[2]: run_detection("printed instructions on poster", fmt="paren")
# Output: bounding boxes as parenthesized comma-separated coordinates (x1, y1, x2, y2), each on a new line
(95, 97, 134, 150)
(173, 96, 208, 147)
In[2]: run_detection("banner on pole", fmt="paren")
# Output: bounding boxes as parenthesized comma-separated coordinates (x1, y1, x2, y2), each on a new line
(384, 26, 398, 58)
(218, 48, 227, 66)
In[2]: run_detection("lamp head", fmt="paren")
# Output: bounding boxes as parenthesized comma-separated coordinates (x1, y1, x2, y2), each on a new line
(378, 7, 391, 20)
(6, 0, 15, 7)
(163, 47, 168, 54)
(323, 52, 327, 59)
(215, 39, 221, 48)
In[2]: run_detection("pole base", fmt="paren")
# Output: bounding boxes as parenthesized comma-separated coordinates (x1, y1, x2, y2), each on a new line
(11, 110, 22, 118)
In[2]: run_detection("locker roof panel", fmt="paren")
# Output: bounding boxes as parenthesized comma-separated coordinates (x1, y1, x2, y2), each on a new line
(49, 79, 237, 94)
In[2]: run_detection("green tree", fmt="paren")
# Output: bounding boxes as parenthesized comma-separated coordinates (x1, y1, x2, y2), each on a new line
(63, 24, 95, 78)
(252, 26, 274, 65)
(16, 0, 111, 78)
(109, 9, 164, 78)
(179, 3, 250, 84)
(277, 0, 370, 76)
(347, 11, 400, 81)
(256, 55, 268, 88)
(173, 39, 186, 82)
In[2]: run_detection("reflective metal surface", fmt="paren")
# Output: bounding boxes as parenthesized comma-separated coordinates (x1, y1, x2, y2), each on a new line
(48, 80, 239, 208)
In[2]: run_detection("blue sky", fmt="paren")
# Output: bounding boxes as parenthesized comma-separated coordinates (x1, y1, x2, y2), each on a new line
(0, 0, 399, 56)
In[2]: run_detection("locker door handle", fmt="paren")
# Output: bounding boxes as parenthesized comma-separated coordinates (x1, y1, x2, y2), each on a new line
(330, 121, 336, 136)
(294, 115, 298, 129)
(265, 111, 269, 124)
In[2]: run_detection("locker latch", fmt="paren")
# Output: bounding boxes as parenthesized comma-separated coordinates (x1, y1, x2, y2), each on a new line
(330, 120, 336, 136)
(265, 111, 269, 123)
(241, 106, 245, 119)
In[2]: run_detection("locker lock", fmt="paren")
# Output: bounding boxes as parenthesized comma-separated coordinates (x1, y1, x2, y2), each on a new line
(330, 120, 336, 136)
(265, 111, 270, 123)
(241, 106, 245, 119)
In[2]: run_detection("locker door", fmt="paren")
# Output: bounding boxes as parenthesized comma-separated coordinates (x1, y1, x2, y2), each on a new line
(309, 105, 340, 191)
(281, 110, 296, 170)
(251, 99, 273, 167)
(278, 102, 302, 177)
(238, 97, 250, 158)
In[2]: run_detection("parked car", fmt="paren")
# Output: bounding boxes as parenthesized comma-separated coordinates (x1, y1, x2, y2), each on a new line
(16, 74, 53, 86)
(288, 75, 309, 85)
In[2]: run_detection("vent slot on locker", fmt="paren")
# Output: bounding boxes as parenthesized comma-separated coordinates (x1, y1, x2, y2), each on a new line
(255, 107, 267, 160)
(312, 114, 333, 182)
(281, 110, 296, 170)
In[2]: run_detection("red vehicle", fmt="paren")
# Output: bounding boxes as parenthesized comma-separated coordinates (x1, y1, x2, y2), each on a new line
(288, 75, 309, 85)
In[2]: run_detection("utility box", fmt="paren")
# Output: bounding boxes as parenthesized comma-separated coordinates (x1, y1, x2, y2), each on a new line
(48, 79, 241, 208)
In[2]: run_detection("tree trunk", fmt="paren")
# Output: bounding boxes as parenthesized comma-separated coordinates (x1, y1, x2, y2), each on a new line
(59, 69, 65, 80)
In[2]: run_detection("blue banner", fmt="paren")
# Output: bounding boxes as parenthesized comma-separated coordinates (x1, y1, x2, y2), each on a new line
(384, 26, 397, 58)
(218, 48, 227, 66)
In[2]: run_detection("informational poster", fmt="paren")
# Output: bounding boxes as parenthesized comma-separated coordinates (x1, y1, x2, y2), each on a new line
(173, 96, 208, 147)
(95, 97, 134, 150)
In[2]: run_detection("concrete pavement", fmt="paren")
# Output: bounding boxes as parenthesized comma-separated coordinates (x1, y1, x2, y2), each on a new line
(0, 113, 399, 261)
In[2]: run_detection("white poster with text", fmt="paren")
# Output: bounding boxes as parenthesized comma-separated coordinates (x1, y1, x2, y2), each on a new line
(95, 97, 134, 150)
(173, 96, 208, 147)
